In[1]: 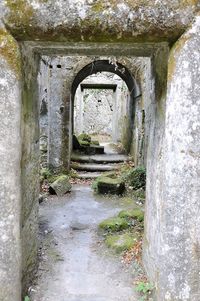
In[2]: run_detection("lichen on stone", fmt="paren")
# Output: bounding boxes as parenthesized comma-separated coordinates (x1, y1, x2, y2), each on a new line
(5, 0, 34, 27)
(0, 28, 21, 78)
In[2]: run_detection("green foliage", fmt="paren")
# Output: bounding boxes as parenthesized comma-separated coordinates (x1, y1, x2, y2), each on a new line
(24, 296, 30, 301)
(70, 168, 78, 178)
(40, 168, 52, 179)
(133, 188, 146, 200)
(99, 217, 129, 232)
(135, 282, 154, 301)
(122, 166, 146, 190)
(91, 178, 98, 191)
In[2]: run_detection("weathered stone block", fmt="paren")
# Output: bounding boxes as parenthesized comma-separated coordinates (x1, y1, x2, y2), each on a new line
(97, 177, 125, 195)
(49, 175, 71, 196)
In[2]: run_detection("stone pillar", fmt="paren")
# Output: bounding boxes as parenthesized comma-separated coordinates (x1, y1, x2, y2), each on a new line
(0, 29, 22, 301)
(48, 61, 64, 170)
(144, 16, 200, 301)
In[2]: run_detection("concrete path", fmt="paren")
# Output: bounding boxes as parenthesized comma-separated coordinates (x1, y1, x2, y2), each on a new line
(30, 185, 138, 301)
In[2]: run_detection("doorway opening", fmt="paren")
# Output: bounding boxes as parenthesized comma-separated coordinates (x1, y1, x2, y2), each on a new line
(73, 71, 130, 155)
(71, 60, 139, 159)
(69, 59, 141, 179)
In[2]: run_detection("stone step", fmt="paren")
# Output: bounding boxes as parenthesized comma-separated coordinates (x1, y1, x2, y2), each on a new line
(71, 162, 119, 172)
(77, 172, 102, 179)
(71, 153, 129, 164)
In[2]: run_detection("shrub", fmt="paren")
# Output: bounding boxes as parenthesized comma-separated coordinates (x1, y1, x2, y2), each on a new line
(123, 166, 146, 190)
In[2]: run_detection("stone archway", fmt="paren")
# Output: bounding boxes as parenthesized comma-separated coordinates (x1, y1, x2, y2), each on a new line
(70, 59, 140, 154)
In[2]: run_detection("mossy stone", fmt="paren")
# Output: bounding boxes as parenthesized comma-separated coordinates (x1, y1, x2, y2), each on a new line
(91, 140, 100, 145)
(49, 175, 71, 196)
(99, 217, 129, 232)
(105, 233, 137, 253)
(0, 29, 21, 78)
(79, 140, 90, 147)
(97, 176, 125, 195)
(118, 208, 144, 222)
(78, 133, 91, 143)
(101, 171, 117, 178)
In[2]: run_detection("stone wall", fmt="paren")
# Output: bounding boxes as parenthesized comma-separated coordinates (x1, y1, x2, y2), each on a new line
(144, 16, 200, 301)
(0, 27, 22, 301)
(20, 45, 40, 296)
(75, 87, 114, 136)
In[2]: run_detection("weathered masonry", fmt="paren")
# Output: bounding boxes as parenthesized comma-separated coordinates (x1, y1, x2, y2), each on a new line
(0, 1, 200, 301)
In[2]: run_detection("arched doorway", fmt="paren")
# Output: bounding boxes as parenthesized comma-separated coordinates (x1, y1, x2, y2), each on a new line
(70, 60, 140, 156)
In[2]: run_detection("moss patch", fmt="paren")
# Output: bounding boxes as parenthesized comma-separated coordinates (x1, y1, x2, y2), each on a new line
(101, 171, 117, 178)
(0, 29, 21, 78)
(79, 140, 90, 147)
(78, 133, 91, 143)
(99, 217, 129, 232)
(118, 208, 144, 222)
(6, 0, 34, 30)
(49, 174, 71, 196)
(105, 233, 137, 253)
(91, 140, 100, 146)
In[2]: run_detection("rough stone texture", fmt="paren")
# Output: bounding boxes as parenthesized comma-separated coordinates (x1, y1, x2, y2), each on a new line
(130, 58, 152, 166)
(0, 27, 22, 301)
(3, 0, 198, 43)
(97, 177, 125, 195)
(143, 15, 200, 301)
(20, 44, 40, 296)
(49, 175, 72, 196)
(38, 59, 49, 168)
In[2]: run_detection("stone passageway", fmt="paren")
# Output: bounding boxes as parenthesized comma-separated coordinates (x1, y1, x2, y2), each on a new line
(30, 185, 138, 301)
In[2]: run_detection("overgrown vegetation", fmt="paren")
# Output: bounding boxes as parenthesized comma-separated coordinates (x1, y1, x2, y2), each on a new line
(98, 205, 144, 254)
(92, 164, 146, 201)
(121, 166, 146, 190)
(135, 281, 154, 301)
